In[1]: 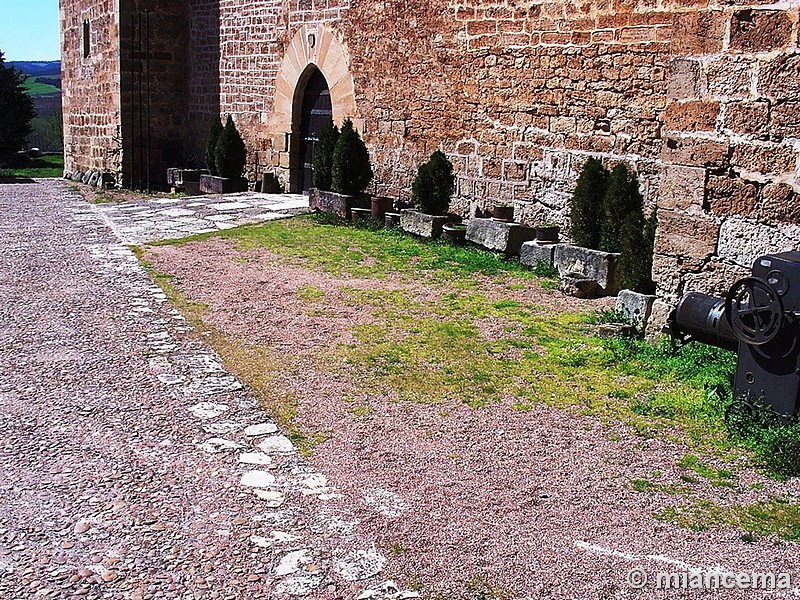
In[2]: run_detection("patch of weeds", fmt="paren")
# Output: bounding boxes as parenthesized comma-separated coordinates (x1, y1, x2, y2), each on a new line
(630, 474, 692, 496)
(296, 284, 325, 303)
(389, 542, 408, 555)
(528, 259, 559, 280)
(676, 453, 737, 488)
(463, 575, 510, 600)
(587, 307, 634, 327)
(92, 194, 118, 204)
(655, 497, 800, 542)
(724, 399, 800, 479)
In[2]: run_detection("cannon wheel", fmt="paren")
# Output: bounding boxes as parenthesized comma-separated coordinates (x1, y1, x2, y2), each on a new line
(724, 277, 784, 345)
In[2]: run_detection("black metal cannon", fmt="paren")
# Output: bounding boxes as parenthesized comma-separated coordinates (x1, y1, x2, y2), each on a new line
(666, 251, 800, 422)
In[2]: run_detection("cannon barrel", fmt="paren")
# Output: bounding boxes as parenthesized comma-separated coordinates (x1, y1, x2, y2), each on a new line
(669, 291, 739, 352)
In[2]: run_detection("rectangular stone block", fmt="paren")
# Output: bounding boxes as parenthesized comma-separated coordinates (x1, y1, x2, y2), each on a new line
(722, 101, 770, 137)
(309, 188, 368, 219)
(520, 240, 562, 267)
(400, 209, 450, 239)
(199, 175, 248, 194)
(663, 100, 719, 132)
(615, 289, 657, 334)
(672, 10, 725, 55)
(466, 218, 537, 255)
(661, 137, 729, 168)
(553, 244, 621, 296)
(729, 10, 793, 53)
(731, 143, 796, 175)
(654, 209, 719, 260)
(659, 165, 706, 212)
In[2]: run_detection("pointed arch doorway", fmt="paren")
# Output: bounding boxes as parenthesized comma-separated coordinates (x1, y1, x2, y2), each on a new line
(296, 67, 332, 193)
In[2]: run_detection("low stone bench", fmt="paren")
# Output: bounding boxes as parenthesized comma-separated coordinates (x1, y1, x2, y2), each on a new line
(465, 218, 537, 255)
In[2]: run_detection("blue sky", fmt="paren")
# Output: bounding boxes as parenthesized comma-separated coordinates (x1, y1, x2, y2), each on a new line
(0, 0, 60, 61)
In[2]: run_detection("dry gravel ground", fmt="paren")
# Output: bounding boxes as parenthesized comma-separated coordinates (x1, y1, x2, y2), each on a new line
(2, 179, 799, 600)
(0, 180, 410, 600)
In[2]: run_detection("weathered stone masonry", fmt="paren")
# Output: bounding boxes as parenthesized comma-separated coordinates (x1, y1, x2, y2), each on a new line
(61, 0, 800, 305)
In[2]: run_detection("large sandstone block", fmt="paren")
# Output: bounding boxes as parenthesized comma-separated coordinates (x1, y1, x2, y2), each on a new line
(717, 217, 800, 268)
(659, 165, 706, 213)
(722, 101, 770, 137)
(667, 59, 705, 101)
(706, 57, 752, 98)
(707, 175, 758, 217)
(731, 143, 796, 176)
(520, 241, 564, 267)
(672, 10, 725, 55)
(654, 209, 719, 260)
(760, 54, 800, 99)
(400, 210, 450, 239)
(729, 10, 793, 53)
(465, 218, 537, 255)
(661, 137, 729, 169)
(760, 183, 800, 223)
(663, 100, 719, 132)
(553, 245, 621, 296)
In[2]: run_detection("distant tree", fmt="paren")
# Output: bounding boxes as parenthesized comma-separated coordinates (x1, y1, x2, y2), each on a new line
(204, 117, 223, 175)
(214, 115, 247, 178)
(570, 157, 608, 249)
(312, 119, 338, 191)
(331, 118, 372, 195)
(0, 51, 36, 157)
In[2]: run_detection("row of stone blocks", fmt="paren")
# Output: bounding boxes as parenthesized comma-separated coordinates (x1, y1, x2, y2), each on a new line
(63, 169, 115, 189)
(314, 199, 660, 333)
(520, 240, 657, 333)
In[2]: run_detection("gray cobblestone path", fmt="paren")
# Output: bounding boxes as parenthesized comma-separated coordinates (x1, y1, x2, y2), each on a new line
(96, 191, 309, 244)
(0, 181, 410, 600)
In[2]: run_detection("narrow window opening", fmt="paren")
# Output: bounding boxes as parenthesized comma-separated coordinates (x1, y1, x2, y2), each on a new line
(82, 20, 90, 59)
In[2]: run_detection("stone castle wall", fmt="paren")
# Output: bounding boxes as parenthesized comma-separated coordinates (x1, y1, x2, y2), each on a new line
(60, 0, 123, 178)
(61, 0, 800, 302)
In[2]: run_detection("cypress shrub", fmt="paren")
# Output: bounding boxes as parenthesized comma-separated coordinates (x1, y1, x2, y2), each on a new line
(331, 118, 373, 195)
(312, 119, 339, 191)
(412, 150, 455, 216)
(570, 157, 608, 249)
(600, 164, 643, 253)
(617, 211, 649, 292)
(204, 118, 223, 175)
(214, 115, 247, 179)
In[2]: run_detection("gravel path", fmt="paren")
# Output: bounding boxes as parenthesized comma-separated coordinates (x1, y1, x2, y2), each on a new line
(0, 180, 410, 599)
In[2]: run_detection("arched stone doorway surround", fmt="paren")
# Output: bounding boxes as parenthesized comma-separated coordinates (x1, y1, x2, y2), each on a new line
(269, 25, 359, 193)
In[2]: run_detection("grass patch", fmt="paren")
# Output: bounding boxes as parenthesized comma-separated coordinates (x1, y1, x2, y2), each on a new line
(656, 497, 800, 542)
(677, 453, 737, 488)
(153, 215, 540, 286)
(0, 154, 64, 178)
(22, 78, 60, 96)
